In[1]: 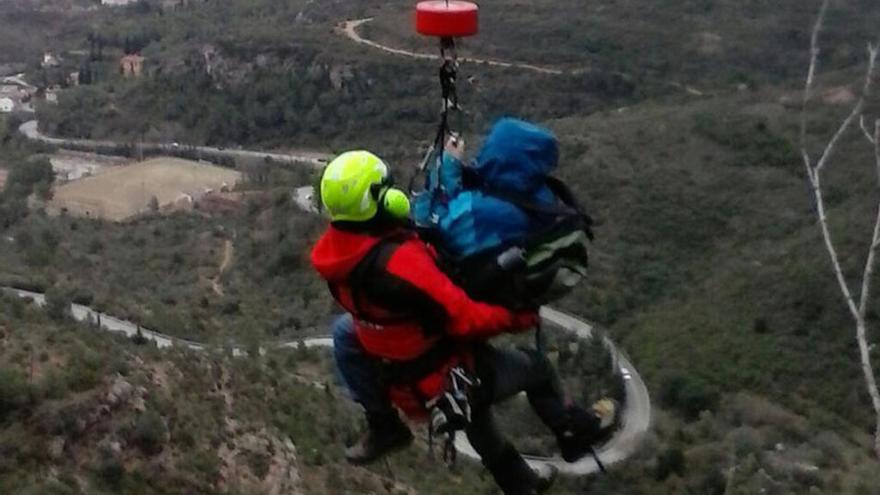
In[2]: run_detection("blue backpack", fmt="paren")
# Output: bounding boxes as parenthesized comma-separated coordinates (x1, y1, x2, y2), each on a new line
(412, 118, 593, 308)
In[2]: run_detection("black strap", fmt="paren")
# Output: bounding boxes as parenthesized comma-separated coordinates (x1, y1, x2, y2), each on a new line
(483, 185, 579, 218)
(591, 446, 607, 473)
(380, 339, 457, 385)
(348, 239, 405, 324)
(347, 237, 460, 386)
(477, 176, 594, 241)
(546, 177, 589, 218)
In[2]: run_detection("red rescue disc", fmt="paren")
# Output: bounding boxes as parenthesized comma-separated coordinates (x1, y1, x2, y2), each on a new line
(415, 1, 479, 38)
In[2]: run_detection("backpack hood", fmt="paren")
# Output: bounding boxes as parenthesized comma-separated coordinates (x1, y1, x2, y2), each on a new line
(311, 225, 383, 282)
(474, 118, 559, 195)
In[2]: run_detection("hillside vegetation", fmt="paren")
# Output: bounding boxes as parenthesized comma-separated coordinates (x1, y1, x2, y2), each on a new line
(545, 79, 880, 429)
(0, 292, 507, 494)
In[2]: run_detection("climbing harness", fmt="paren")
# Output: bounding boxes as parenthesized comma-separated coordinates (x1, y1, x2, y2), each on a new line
(426, 365, 479, 467)
(416, 44, 461, 176)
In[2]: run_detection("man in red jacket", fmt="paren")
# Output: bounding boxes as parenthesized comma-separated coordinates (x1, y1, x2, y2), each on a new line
(311, 150, 612, 495)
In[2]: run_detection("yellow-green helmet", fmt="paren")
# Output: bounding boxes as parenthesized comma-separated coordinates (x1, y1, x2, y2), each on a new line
(320, 150, 409, 222)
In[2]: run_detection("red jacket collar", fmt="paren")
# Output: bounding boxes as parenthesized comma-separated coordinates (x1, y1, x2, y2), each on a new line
(311, 225, 382, 282)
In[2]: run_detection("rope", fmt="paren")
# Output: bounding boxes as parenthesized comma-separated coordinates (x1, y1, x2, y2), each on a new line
(437, 37, 459, 147)
(413, 36, 461, 190)
(591, 445, 607, 474)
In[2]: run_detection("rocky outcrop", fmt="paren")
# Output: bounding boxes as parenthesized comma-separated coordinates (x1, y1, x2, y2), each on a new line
(106, 374, 135, 407)
(217, 429, 303, 495)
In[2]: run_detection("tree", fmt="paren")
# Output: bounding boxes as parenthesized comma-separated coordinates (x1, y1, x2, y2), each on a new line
(5, 158, 54, 199)
(44, 286, 72, 322)
(132, 325, 148, 345)
(659, 373, 719, 421)
(799, 0, 880, 458)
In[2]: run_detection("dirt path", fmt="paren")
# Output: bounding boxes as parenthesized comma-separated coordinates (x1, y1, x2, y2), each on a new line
(212, 238, 235, 297)
(339, 18, 706, 96)
(340, 18, 563, 75)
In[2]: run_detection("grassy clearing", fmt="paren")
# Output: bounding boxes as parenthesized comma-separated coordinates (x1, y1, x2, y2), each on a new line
(48, 157, 241, 221)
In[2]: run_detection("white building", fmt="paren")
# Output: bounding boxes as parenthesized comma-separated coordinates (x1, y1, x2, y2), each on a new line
(101, 0, 137, 5)
(0, 97, 16, 113)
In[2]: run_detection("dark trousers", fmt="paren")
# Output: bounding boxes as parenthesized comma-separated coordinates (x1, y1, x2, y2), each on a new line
(332, 314, 392, 414)
(332, 314, 568, 493)
(466, 343, 569, 459)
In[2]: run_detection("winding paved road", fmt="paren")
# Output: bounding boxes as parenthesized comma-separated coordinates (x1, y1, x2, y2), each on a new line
(2, 287, 650, 477)
(19, 121, 331, 168)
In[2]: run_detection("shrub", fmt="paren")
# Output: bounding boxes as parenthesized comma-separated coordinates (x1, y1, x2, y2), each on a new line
(44, 287, 71, 322)
(676, 378, 721, 421)
(692, 112, 798, 169)
(130, 411, 167, 455)
(0, 368, 31, 420)
(96, 456, 125, 488)
(654, 447, 686, 481)
(64, 360, 100, 393)
(660, 373, 720, 421)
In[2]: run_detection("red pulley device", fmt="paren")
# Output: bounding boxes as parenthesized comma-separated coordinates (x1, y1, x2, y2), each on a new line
(415, 1, 479, 38)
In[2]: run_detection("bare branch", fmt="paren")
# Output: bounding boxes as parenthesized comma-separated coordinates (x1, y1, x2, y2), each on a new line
(802, 40, 879, 322)
(861, 115, 877, 144)
(858, 199, 880, 318)
(814, 43, 878, 173)
(800, 0, 830, 168)
(876, 121, 880, 185)
(858, 123, 880, 318)
(810, 172, 862, 320)
(805, 42, 880, 321)
(802, 150, 815, 183)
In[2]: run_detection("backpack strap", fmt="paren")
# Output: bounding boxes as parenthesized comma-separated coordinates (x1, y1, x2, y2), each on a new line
(476, 175, 594, 241)
(381, 339, 457, 384)
(347, 238, 406, 324)
(545, 176, 594, 240)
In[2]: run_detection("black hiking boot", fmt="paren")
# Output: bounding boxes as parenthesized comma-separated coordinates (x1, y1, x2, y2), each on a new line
(556, 399, 619, 463)
(485, 445, 558, 495)
(345, 411, 413, 465)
